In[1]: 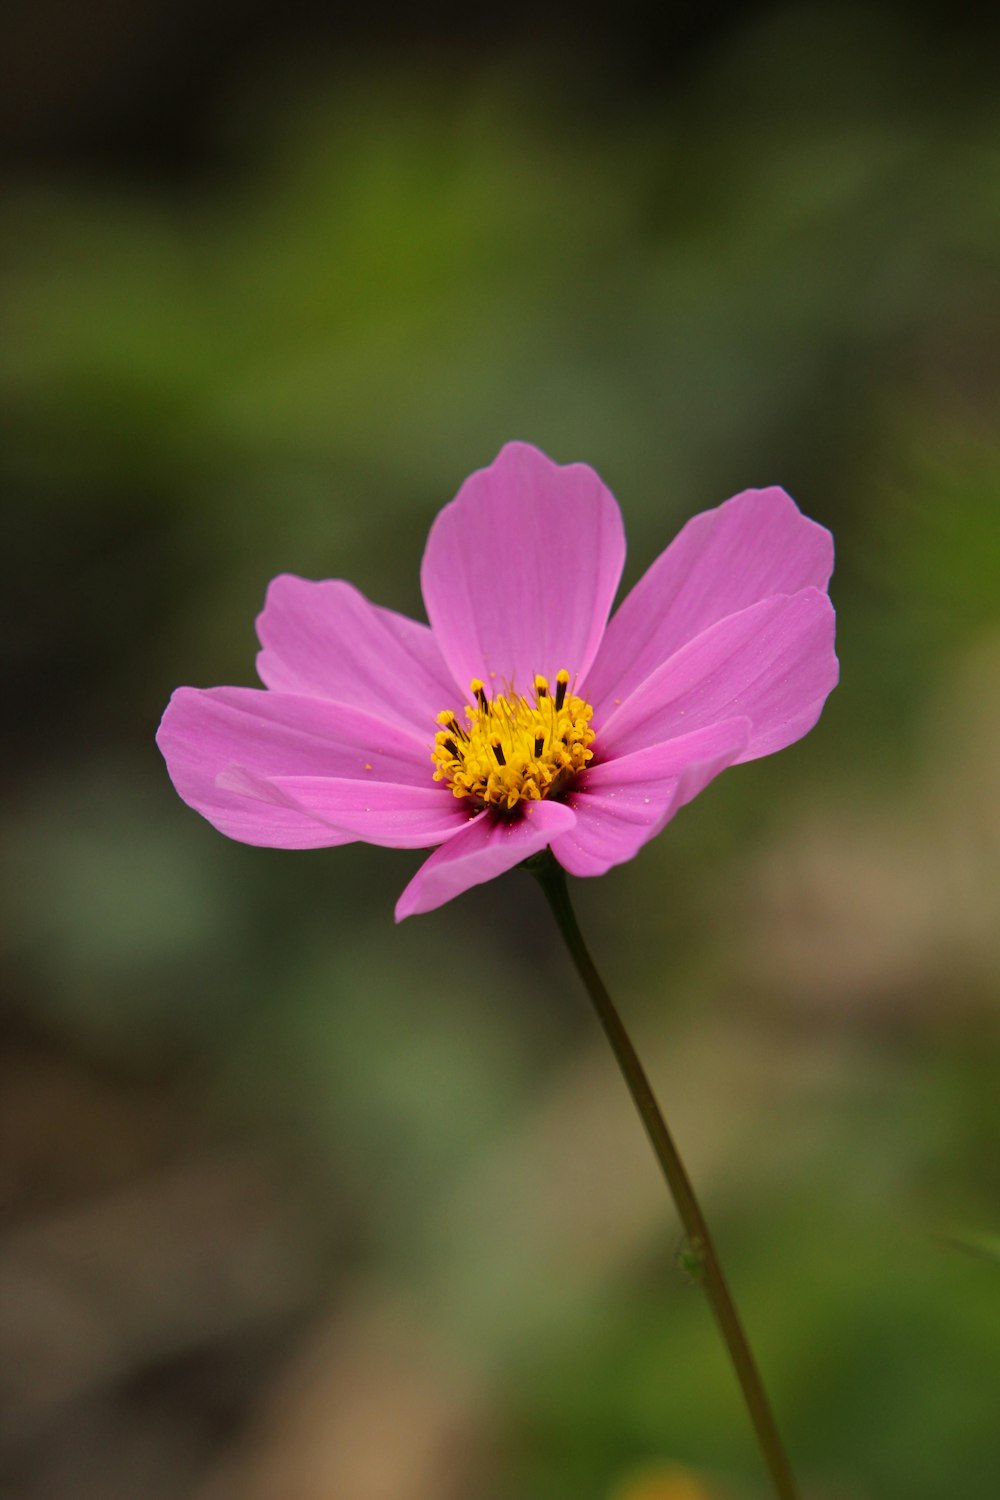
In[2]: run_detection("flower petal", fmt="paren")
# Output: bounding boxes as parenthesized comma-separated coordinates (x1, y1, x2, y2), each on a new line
(265, 778, 470, 848)
(256, 576, 455, 733)
(421, 442, 626, 697)
(394, 799, 577, 921)
(585, 487, 833, 713)
(596, 589, 837, 762)
(551, 718, 751, 876)
(157, 686, 433, 848)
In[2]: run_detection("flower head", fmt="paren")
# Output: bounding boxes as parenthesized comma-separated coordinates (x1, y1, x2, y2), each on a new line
(157, 443, 837, 920)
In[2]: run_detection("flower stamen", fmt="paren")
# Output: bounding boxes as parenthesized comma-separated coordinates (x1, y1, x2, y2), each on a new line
(432, 671, 595, 811)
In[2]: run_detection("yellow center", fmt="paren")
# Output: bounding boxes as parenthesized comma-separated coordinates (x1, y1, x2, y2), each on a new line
(432, 670, 596, 811)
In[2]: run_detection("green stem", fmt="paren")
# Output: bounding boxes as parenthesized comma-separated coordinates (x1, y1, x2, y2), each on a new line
(531, 852, 800, 1500)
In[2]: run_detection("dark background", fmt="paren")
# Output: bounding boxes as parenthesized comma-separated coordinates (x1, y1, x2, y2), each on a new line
(2, 4, 999, 1498)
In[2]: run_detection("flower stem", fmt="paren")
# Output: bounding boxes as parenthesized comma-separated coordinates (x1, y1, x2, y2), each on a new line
(530, 852, 800, 1500)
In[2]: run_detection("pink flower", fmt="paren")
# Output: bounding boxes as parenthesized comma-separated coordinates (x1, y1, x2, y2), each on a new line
(157, 443, 837, 920)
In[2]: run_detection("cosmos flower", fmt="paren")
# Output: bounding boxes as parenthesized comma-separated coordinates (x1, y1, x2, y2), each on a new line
(157, 442, 837, 920)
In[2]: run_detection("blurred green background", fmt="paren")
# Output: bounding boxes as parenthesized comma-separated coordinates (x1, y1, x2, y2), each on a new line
(2, 4, 998, 1498)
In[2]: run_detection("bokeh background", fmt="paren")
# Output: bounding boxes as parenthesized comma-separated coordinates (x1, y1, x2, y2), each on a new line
(2, 3, 998, 1497)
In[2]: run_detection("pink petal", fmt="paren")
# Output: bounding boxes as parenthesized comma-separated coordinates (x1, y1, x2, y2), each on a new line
(585, 487, 833, 714)
(265, 778, 470, 848)
(551, 718, 751, 876)
(421, 442, 625, 698)
(596, 589, 837, 763)
(256, 576, 455, 734)
(157, 686, 434, 848)
(394, 799, 577, 921)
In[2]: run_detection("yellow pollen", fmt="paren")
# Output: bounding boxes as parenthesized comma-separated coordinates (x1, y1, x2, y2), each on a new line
(431, 672, 595, 811)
